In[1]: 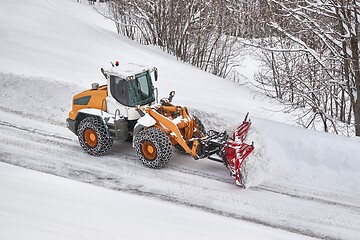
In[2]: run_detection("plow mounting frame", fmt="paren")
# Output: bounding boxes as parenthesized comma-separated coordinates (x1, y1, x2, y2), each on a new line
(195, 113, 254, 187)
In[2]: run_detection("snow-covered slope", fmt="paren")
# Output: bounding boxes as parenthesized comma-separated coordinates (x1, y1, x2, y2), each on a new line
(1, 0, 360, 239)
(0, 0, 291, 123)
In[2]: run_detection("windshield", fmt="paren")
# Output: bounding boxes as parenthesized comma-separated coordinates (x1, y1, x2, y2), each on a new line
(110, 71, 155, 107)
(128, 71, 155, 106)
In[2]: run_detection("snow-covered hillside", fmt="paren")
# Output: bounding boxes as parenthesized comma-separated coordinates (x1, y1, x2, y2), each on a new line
(1, 0, 360, 239)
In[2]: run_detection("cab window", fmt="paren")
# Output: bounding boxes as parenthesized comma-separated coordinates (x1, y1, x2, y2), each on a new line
(110, 76, 129, 106)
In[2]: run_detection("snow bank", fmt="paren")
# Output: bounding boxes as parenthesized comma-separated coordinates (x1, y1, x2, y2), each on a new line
(0, 72, 81, 125)
(190, 108, 360, 191)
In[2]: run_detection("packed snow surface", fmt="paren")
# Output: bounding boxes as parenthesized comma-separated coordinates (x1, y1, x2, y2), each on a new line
(1, 0, 360, 239)
(0, 163, 313, 240)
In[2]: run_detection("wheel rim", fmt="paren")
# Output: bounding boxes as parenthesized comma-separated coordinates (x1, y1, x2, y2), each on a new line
(84, 129, 98, 147)
(141, 141, 157, 161)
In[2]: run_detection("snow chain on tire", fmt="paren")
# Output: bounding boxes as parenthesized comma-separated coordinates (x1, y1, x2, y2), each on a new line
(193, 115, 206, 137)
(134, 127, 172, 169)
(175, 115, 206, 154)
(77, 116, 113, 156)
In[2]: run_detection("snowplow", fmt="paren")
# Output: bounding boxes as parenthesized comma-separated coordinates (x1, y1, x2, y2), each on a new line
(66, 62, 254, 186)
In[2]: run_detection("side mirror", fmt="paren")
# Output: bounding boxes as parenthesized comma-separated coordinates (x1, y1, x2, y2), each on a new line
(101, 68, 108, 79)
(153, 67, 158, 81)
(168, 91, 175, 102)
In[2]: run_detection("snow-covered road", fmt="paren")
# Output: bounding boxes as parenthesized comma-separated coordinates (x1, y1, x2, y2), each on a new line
(1, 162, 318, 240)
(1, 110, 359, 240)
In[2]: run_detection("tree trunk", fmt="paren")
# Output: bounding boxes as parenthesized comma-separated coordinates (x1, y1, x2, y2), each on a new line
(351, 34, 360, 136)
(351, 0, 360, 136)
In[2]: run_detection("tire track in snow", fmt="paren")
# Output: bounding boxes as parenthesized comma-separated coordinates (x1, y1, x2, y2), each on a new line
(0, 120, 74, 142)
(1, 119, 359, 213)
(252, 185, 360, 214)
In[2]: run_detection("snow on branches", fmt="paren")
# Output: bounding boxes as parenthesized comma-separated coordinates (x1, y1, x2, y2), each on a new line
(254, 0, 360, 136)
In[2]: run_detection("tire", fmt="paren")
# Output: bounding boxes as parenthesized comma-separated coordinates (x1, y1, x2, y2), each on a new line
(134, 127, 172, 169)
(193, 115, 206, 137)
(175, 115, 206, 154)
(174, 143, 187, 154)
(77, 116, 113, 156)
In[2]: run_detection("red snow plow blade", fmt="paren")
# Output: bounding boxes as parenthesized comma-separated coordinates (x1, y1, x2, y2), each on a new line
(202, 113, 254, 187)
(224, 115, 254, 186)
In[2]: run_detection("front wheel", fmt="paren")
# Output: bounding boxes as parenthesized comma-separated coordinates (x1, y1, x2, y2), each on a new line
(77, 116, 113, 156)
(193, 115, 206, 137)
(134, 127, 172, 169)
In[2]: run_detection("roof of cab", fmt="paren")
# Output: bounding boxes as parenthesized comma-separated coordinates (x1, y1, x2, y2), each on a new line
(106, 63, 151, 80)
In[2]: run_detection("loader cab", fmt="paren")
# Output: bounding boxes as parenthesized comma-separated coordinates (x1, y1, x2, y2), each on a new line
(109, 71, 155, 107)
(105, 63, 157, 120)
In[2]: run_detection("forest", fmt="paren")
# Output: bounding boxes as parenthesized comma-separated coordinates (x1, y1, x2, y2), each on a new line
(92, 0, 360, 136)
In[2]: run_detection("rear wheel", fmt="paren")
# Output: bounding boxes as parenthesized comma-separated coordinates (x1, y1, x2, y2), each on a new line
(77, 117, 113, 156)
(134, 127, 172, 169)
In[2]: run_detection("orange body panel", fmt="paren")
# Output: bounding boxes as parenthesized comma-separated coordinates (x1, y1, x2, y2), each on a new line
(142, 104, 202, 158)
(68, 85, 108, 120)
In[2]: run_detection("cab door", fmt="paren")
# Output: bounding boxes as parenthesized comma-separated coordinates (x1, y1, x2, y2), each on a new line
(106, 75, 129, 118)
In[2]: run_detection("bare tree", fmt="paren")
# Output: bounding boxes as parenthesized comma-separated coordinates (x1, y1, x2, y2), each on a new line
(252, 0, 360, 136)
(95, 0, 246, 78)
(92, 0, 360, 136)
